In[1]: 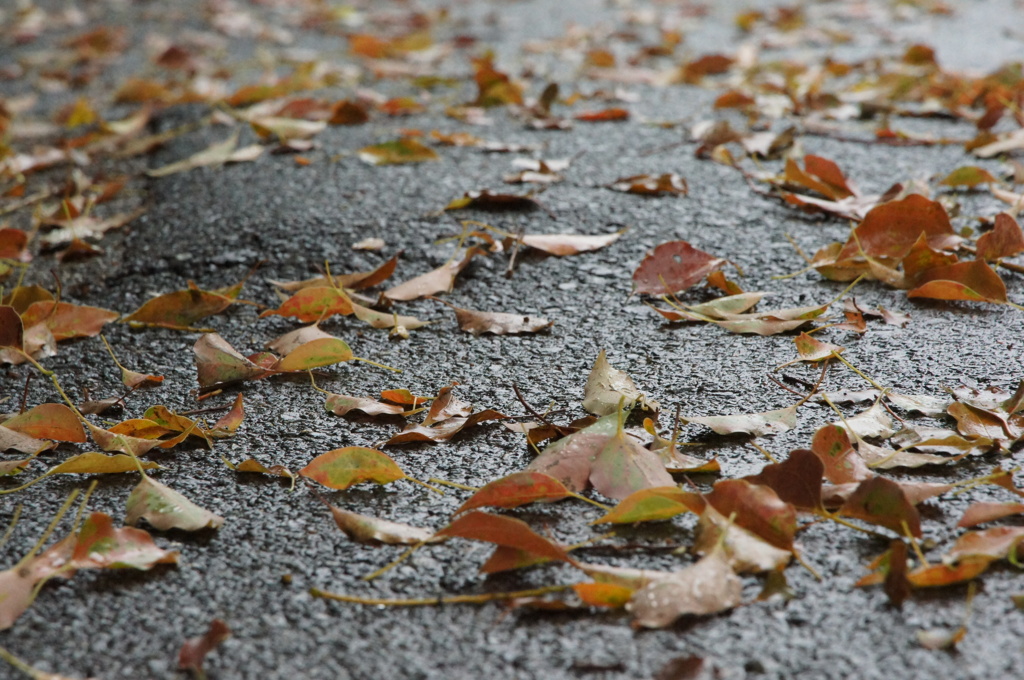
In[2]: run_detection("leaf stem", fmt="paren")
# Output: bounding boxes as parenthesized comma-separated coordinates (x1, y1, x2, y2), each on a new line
(353, 356, 402, 373)
(567, 492, 611, 511)
(362, 538, 430, 581)
(427, 478, 478, 492)
(830, 352, 885, 391)
(0, 504, 22, 549)
(404, 476, 444, 495)
(311, 584, 572, 607)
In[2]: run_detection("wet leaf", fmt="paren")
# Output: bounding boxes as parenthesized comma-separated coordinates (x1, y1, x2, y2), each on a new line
(976, 213, 1024, 262)
(194, 334, 273, 389)
(627, 549, 742, 628)
(593, 486, 702, 524)
(123, 278, 245, 329)
(886, 393, 950, 417)
(693, 505, 792, 574)
(126, 476, 225, 532)
(632, 240, 726, 296)
(324, 393, 407, 417)
(70, 511, 179, 570)
(939, 166, 998, 188)
(834, 402, 895, 439)
(456, 472, 574, 514)
(705, 479, 797, 551)
(837, 194, 960, 262)
(178, 619, 231, 676)
(958, 501, 1024, 528)
(947, 526, 1024, 562)
(446, 304, 552, 336)
(357, 138, 439, 165)
(1, 404, 85, 443)
(259, 286, 354, 322)
(685, 405, 797, 437)
(19, 301, 119, 342)
(573, 582, 634, 608)
(435, 511, 572, 564)
(299, 447, 407, 490)
(384, 409, 508, 445)
(583, 350, 658, 416)
(327, 506, 437, 546)
(810, 424, 871, 484)
(838, 477, 921, 537)
(744, 449, 824, 511)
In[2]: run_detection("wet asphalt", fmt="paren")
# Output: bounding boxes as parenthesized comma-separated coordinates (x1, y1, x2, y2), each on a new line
(3, 1, 1024, 679)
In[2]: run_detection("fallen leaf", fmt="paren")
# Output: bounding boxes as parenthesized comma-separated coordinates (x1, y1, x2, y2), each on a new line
(326, 506, 437, 546)
(744, 449, 824, 511)
(608, 174, 688, 197)
(445, 190, 540, 212)
(445, 303, 553, 336)
(582, 349, 658, 416)
(939, 165, 998, 188)
(70, 511, 179, 570)
(810, 424, 871, 483)
(194, 334, 274, 390)
(627, 549, 742, 628)
(123, 277, 246, 330)
(299, 447, 408, 490)
(435, 511, 572, 564)
(147, 131, 262, 177)
(324, 393, 407, 417)
(126, 476, 225, 532)
(693, 505, 792, 573)
(593, 486, 701, 524)
(838, 476, 921, 537)
(384, 248, 484, 301)
(178, 619, 231, 676)
(357, 137, 439, 165)
(455, 472, 574, 514)
(1, 404, 85, 442)
(632, 241, 726, 296)
(907, 259, 1008, 304)
(958, 501, 1024, 528)
(685, 405, 797, 437)
(516, 230, 624, 256)
(259, 286, 354, 322)
(976, 213, 1024, 262)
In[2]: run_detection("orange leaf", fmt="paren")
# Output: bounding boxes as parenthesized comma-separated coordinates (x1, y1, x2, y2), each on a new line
(455, 472, 572, 514)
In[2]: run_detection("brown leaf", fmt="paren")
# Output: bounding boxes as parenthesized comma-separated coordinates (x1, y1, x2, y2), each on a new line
(516, 230, 624, 256)
(838, 477, 921, 537)
(435, 511, 572, 564)
(327, 506, 437, 546)
(583, 349, 658, 416)
(977, 213, 1024, 261)
(907, 259, 1008, 304)
(178, 619, 231, 675)
(627, 549, 742, 628)
(384, 248, 484, 301)
(447, 304, 553, 336)
(810, 424, 871, 484)
(744, 449, 824, 511)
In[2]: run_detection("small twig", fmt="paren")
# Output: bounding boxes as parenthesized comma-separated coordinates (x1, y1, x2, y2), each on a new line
(512, 383, 552, 427)
(505, 225, 526, 278)
(767, 374, 806, 399)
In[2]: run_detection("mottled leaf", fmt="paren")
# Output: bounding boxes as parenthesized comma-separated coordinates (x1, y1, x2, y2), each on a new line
(299, 447, 407, 490)
(126, 476, 225, 532)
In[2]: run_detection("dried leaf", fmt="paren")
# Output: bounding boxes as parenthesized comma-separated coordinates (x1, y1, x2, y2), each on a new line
(70, 511, 179, 570)
(147, 131, 262, 177)
(517, 231, 624, 256)
(693, 505, 792, 573)
(744, 449, 823, 511)
(810, 424, 871, 484)
(447, 304, 552, 336)
(958, 502, 1024, 528)
(327, 506, 437, 546)
(324, 393, 407, 417)
(123, 279, 244, 329)
(573, 582, 634, 608)
(384, 409, 508, 445)
(939, 166, 998, 188)
(445, 190, 540, 212)
(194, 334, 273, 389)
(834, 402, 895, 439)
(47, 452, 161, 475)
(384, 248, 483, 301)
(976, 213, 1024, 262)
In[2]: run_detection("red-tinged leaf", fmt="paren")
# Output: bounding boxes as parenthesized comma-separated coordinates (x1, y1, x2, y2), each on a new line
(633, 240, 726, 296)
(706, 479, 797, 551)
(384, 409, 508, 445)
(70, 512, 179, 570)
(299, 446, 406, 490)
(685, 405, 797, 437)
(357, 138, 439, 165)
(628, 549, 742, 628)
(694, 505, 792, 573)
(0, 306, 24, 349)
(448, 305, 553, 336)
(906, 557, 993, 587)
(194, 334, 273, 389)
(123, 281, 239, 329)
(384, 248, 484, 301)
(178, 619, 231, 675)
(527, 414, 621, 491)
(209, 394, 245, 436)
(958, 501, 1024, 528)
(939, 165, 998, 188)
(885, 541, 911, 607)
(456, 472, 572, 514)
(126, 476, 225, 532)
(517, 231, 624, 256)
(837, 194, 959, 262)
(977, 213, 1024, 261)
(275, 337, 354, 372)
(0, 566, 39, 630)
(838, 477, 921, 537)
(573, 582, 633, 608)
(907, 259, 1007, 304)
(19, 300, 118, 341)
(435, 511, 572, 563)
(574, 107, 629, 122)
(947, 526, 1024, 561)
(259, 286, 354, 322)
(325, 393, 407, 417)
(381, 389, 429, 407)
(1, 403, 85, 442)
(792, 332, 843, 362)
(445, 190, 540, 212)
(810, 424, 872, 484)
(593, 486, 703, 524)
(327, 506, 437, 545)
(84, 421, 165, 457)
(479, 545, 554, 574)
(0, 228, 30, 261)
(783, 157, 854, 201)
(744, 449, 824, 511)
(680, 54, 734, 82)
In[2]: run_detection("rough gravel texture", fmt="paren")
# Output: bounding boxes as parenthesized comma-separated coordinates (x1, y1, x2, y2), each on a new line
(3, 1, 1024, 679)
